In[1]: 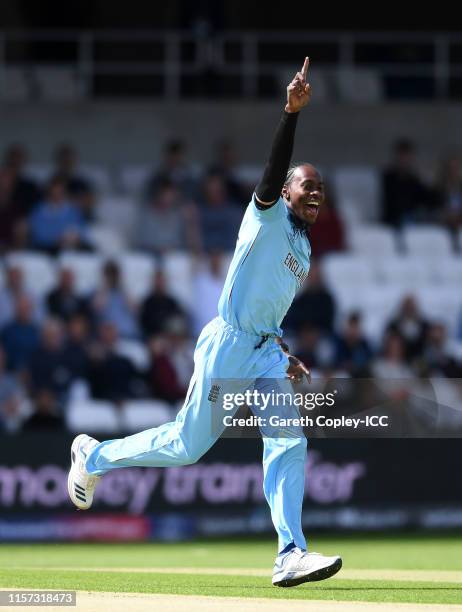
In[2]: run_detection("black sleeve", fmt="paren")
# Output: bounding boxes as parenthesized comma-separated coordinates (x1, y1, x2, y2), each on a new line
(255, 110, 299, 206)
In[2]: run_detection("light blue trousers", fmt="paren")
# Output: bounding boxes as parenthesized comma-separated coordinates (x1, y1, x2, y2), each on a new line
(85, 316, 308, 551)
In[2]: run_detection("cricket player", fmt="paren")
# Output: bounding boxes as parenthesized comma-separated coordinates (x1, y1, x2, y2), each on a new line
(68, 57, 342, 587)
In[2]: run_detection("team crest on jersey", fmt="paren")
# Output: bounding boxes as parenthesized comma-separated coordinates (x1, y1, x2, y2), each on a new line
(208, 384, 221, 403)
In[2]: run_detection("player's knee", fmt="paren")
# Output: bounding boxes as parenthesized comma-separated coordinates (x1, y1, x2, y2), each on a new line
(179, 438, 206, 465)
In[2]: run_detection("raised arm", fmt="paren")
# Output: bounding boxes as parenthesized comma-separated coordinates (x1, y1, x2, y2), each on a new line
(255, 57, 311, 206)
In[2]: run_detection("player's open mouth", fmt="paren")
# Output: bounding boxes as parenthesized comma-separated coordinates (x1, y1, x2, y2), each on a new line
(305, 201, 320, 214)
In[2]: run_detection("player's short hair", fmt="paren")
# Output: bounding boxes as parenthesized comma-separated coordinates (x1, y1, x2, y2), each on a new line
(284, 162, 321, 187)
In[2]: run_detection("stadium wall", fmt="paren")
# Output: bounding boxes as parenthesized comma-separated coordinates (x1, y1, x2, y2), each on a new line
(0, 103, 461, 168)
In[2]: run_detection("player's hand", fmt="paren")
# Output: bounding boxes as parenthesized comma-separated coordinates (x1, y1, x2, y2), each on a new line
(286, 354, 312, 384)
(276, 337, 311, 383)
(286, 57, 311, 113)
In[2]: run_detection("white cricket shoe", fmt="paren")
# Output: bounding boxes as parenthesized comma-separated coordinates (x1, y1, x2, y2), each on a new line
(67, 434, 100, 510)
(272, 547, 342, 587)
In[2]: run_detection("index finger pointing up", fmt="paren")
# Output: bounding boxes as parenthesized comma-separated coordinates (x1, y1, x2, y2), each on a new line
(302, 56, 309, 80)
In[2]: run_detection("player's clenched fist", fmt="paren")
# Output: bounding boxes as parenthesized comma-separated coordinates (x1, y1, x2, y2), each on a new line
(285, 56, 311, 113)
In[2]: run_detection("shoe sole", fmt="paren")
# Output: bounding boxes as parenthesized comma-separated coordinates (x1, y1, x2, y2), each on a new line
(67, 434, 91, 510)
(273, 557, 342, 587)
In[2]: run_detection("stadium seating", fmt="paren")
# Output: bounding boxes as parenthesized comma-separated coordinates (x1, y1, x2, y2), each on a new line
(66, 399, 121, 433)
(57, 252, 104, 296)
(117, 252, 156, 301)
(163, 251, 195, 309)
(348, 224, 397, 255)
(119, 164, 152, 195)
(402, 225, 453, 256)
(121, 400, 174, 432)
(332, 166, 381, 224)
(5, 252, 56, 297)
(115, 339, 150, 371)
(87, 224, 126, 255)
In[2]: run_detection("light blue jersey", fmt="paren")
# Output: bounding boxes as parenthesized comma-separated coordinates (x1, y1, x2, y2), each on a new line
(85, 196, 311, 553)
(218, 195, 311, 336)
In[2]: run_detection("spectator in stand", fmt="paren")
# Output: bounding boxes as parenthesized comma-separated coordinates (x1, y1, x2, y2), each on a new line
(382, 139, 433, 227)
(336, 312, 373, 376)
(0, 345, 25, 433)
(0, 167, 28, 251)
(308, 182, 345, 257)
(372, 330, 415, 380)
(284, 260, 336, 335)
(22, 388, 64, 431)
(28, 176, 89, 254)
(386, 295, 428, 364)
(47, 267, 90, 322)
(52, 143, 96, 221)
(422, 322, 462, 378)
(148, 317, 194, 403)
(198, 173, 242, 251)
(207, 139, 247, 204)
(136, 179, 200, 254)
(88, 321, 141, 402)
(92, 260, 139, 339)
(191, 251, 225, 335)
(0, 265, 44, 328)
(140, 269, 186, 338)
(28, 318, 73, 400)
(1, 295, 40, 371)
(61, 314, 91, 381)
(2, 143, 41, 216)
(146, 139, 196, 199)
(434, 153, 462, 235)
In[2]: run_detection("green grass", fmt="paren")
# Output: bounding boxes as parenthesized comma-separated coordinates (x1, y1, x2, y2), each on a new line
(1, 535, 462, 604)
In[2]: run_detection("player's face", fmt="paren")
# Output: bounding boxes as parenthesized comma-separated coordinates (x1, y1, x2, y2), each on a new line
(283, 165, 324, 225)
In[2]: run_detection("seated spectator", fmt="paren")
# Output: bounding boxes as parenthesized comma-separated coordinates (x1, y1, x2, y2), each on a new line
(3, 143, 41, 216)
(422, 322, 462, 378)
(140, 269, 186, 338)
(61, 314, 91, 381)
(136, 180, 200, 253)
(207, 139, 248, 204)
(1, 296, 40, 371)
(28, 176, 89, 254)
(372, 331, 415, 380)
(47, 268, 90, 322)
(0, 167, 28, 251)
(92, 260, 140, 338)
(148, 318, 194, 403)
(308, 183, 345, 257)
(191, 251, 226, 335)
(381, 139, 434, 227)
(0, 265, 44, 328)
(387, 295, 428, 363)
(199, 173, 242, 251)
(434, 154, 462, 235)
(284, 260, 336, 335)
(52, 143, 96, 221)
(336, 312, 373, 376)
(146, 139, 196, 199)
(0, 345, 26, 433)
(28, 318, 74, 400)
(88, 321, 141, 403)
(22, 388, 64, 431)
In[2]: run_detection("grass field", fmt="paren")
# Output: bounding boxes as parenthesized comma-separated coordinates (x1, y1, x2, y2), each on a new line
(1, 534, 462, 610)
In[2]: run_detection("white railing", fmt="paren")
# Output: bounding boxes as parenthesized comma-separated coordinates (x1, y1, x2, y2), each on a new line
(0, 29, 461, 100)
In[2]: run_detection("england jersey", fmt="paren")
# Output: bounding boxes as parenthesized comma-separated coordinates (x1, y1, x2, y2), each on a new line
(218, 195, 311, 336)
